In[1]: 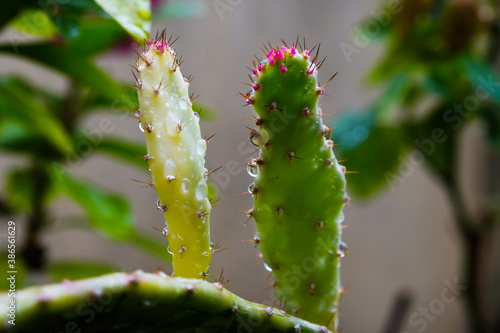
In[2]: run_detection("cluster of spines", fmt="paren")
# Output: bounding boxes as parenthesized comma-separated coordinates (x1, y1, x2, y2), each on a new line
(132, 30, 214, 279)
(238, 40, 348, 330)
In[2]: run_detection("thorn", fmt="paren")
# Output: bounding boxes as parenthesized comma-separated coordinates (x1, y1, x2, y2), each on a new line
(196, 210, 209, 219)
(176, 120, 190, 133)
(185, 74, 194, 84)
(153, 226, 168, 237)
(132, 71, 143, 90)
(281, 38, 289, 49)
(131, 179, 154, 188)
(206, 166, 223, 178)
(316, 56, 327, 70)
(243, 236, 260, 247)
(189, 92, 200, 102)
(153, 79, 164, 96)
(287, 151, 301, 165)
(204, 133, 216, 142)
(240, 208, 254, 226)
(208, 196, 221, 208)
(211, 242, 229, 253)
(215, 268, 230, 288)
(168, 35, 179, 47)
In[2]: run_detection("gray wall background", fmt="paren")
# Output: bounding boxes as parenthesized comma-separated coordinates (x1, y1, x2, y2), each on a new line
(1, 0, 499, 332)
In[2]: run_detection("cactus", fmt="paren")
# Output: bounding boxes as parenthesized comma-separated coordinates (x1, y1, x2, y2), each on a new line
(0, 271, 332, 333)
(242, 42, 347, 330)
(134, 32, 212, 279)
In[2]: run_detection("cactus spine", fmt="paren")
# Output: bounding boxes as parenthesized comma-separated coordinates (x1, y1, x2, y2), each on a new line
(0, 271, 332, 333)
(135, 34, 211, 279)
(243, 42, 347, 329)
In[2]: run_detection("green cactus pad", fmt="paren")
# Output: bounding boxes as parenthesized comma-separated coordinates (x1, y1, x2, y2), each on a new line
(243, 43, 347, 330)
(0, 271, 332, 333)
(135, 33, 211, 279)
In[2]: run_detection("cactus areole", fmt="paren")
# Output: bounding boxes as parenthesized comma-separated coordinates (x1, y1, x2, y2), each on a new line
(243, 42, 347, 330)
(135, 34, 212, 279)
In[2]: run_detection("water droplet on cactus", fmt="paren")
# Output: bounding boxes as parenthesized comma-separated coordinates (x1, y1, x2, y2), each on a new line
(178, 96, 190, 110)
(167, 246, 173, 254)
(250, 128, 270, 146)
(190, 152, 195, 160)
(248, 183, 256, 194)
(246, 162, 259, 177)
(161, 227, 168, 236)
(197, 139, 207, 156)
(182, 178, 191, 192)
(164, 159, 176, 176)
(138, 122, 144, 132)
(338, 242, 348, 258)
(263, 262, 273, 272)
(196, 182, 208, 200)
(156, 199, 162, 209)
(336, 211, 345, 224)
(210, 242, 215, 250)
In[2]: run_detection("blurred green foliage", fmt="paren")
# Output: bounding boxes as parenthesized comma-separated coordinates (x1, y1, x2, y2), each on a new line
(0, 0, 175, 289)
(334, 0, 500, 198)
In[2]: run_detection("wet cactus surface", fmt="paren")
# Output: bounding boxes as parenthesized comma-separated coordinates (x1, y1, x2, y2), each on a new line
(241, 41, 347, 330)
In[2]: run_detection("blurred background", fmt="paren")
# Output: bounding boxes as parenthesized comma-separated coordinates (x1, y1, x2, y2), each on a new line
(1, 0, 499, 332)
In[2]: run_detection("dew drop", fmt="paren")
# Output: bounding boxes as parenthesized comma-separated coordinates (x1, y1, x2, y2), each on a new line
(182, 178, 191, 192)
(167, 246, 173, 254)
(161, 227, 168, 236)
(210, 242, 215, 251)
(338, 242, 348, 258)
(196, 182, 208, 200)
(246, 162, 258, 177)
(156, 199, 168, 212)
(197, 139, 207, 156)
(178, 96, 190, 110)
(263, 262, 273, 272)
(248, 183, 258, 195)
(336, 211, 345, 224)
(250, 128, 270, 146)
(190, 152, 195, 160)
(138, 122, 144, 132)
(164, 159, 176, 176)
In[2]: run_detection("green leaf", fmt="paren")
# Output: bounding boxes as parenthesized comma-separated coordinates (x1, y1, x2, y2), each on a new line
(479, 104, 500, 149)
(66, 17, 127, 55)
(50, 172, 135, 240)
(333, 109, 406, 198)
(9, 9, 59, 37)
(462, 56, 500, 103)
(5, 169, 36, 212)
(48, 261, 118, 281)
(93, 0, 151, 41)
(0, 76, 72, 155)
(156, 0, 208, 19)
(94, 137, 147, 169)
(0, 43, 137, 110)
